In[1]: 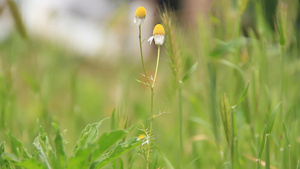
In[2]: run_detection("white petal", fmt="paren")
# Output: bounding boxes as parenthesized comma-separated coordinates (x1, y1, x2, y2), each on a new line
(147, 36, 154, 45)
(154, 35, 165, 45)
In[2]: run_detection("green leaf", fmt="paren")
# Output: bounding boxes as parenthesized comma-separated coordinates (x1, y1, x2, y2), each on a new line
(276, 16, 285, 46)
(111, 109, 116, 130)
(258, 125, 267, 159)
(282, 123, 290, 147)
(33, 122, 56, 169)
(6, 131, 31, 159)
(15, 159, 46, 169)
(67, 118, 109, 169)
(181, 62, 198, 82)
(90, 137, 145, 169)
(52, 123, 67, 169)
(210, 38, 246, 58)
(218, 59, 244, 78)
(266, 103, 282, 134)
(93, 130, 128, 160)
(72, 118, 109, 155)
(235, 81, 250, 106)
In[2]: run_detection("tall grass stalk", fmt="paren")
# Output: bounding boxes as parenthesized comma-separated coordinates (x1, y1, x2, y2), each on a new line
(178, 81, 183, 168)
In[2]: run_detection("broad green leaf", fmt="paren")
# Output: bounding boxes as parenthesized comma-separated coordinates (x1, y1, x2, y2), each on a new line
(258, 125, 267, 159)
(266, 103, 282, 134)
(15, 159, 46, 169)
(90, 137, 145, 169)
(52, 123, 67, 169)
(67, 118, 109, 169)
(93, 130, 128, 160)
(235, 81, 250, 106)
(181, 62, 198, 82)
(66, 149, 91, 169)
(72, 118, 109, 155)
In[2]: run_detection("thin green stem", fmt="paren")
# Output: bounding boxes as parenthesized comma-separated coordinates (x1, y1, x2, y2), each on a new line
(280, 46, 285, 123)
(152, 45, 161, 88)
(146, 87, 154, 169)
(147, 45, 161, 169)
(265, 135, 270, 169)
(178, 81, 183, 169)
(139, 25, 151, 86)
(231, 109, 235, 169)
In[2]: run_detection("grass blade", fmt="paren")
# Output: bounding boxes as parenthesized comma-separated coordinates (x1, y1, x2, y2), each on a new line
(257, 125, 267, 169)
(182, 62, 198, 82)
(90, 137, 145, 169)
(235, 81, 250, 106)
(266, 103, 282, 134)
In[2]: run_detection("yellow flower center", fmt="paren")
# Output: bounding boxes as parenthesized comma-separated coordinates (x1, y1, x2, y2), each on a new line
(138, 134, 146, 140)
(135, 7, 146, 18)
(153, 24, 165, 36)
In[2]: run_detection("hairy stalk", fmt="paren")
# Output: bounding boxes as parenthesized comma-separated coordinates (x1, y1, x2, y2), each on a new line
(146, 87, 154, 169)
(139, 25, 151, 86)
(146, 45, 161, 169)
(178, 81, 183, 169)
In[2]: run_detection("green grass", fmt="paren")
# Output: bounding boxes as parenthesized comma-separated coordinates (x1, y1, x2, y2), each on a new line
(1, 0, 300, 168)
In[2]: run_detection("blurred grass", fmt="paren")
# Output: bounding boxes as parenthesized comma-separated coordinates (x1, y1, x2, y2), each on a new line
(0, 0, 300, 168)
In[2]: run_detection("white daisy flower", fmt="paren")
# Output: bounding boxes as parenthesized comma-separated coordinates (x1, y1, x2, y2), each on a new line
(148, 24, 165, 45)
(134, 7, 146, 25)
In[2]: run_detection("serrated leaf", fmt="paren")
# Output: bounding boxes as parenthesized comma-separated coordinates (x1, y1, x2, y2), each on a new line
(52, 123, 67, 169)
(72, 118, 109, 155)
(182, 62, 198, 82)
(33, 124, 56, 169)
(266, 103, 282, 134)
(67, 118, 109, 169)
(90, 137, 145, 169)
(235, 81, 250, 106)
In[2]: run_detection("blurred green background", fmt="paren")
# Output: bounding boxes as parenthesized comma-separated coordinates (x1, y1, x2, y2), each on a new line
(0, 0, 300, 168)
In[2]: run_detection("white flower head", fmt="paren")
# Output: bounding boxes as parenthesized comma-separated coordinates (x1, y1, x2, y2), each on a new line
(134, 7, 146, 26)
(148, 24, 165, 45)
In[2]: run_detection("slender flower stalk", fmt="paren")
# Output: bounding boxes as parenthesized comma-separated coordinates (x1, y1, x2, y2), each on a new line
(145, 24, 165, 169)
(135, 9, 165, 168)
